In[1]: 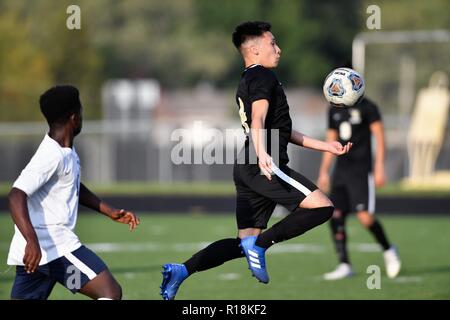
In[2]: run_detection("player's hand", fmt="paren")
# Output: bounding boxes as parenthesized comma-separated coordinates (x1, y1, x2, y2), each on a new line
(328, 141, 353, 156)
(258, 152, 273, 180)
(317, 172, 330, 193)
(23, 239, 41, 273)
(374, 164, 386, 187)
(109, 209, 140, 231)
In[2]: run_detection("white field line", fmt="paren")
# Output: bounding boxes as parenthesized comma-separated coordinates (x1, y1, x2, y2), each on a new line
(0, 241, 386, 254)
(392, 276, 423, 283)
(218, 273, 241, 281)
(83, 242, 326, 254)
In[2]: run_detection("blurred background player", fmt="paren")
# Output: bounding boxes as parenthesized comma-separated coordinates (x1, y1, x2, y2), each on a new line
(159, 21, 352, 300)
(7, 85, 140, 299)
(317, 90, 401, 280)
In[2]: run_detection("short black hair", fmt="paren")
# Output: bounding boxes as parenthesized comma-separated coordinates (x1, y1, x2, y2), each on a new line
(232, 21, 272, 49)
(39, 85, 82, 125)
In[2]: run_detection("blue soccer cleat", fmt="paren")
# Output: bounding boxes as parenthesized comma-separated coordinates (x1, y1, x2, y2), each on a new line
(160, 263, 188, 300)
(240, 236, 269, 283)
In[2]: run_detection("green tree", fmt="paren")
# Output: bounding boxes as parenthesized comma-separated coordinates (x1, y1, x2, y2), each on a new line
(0, 12, 51, 121)
(0, 0, 102, 121)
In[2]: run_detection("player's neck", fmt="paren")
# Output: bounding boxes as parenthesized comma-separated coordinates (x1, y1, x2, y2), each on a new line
(244, 56, 261, 69)
(48, 127, 74, 148)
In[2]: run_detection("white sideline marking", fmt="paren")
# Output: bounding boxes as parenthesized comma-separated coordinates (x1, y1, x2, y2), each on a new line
(85, 242, 326, 254)
(218, 273, 241, 281)
(392, 276, 422, 283)
(0, 241, 384, 254)
(351, 243, 381, 252)
(124, 272, 137, 279)
(270, 244, 325, 253)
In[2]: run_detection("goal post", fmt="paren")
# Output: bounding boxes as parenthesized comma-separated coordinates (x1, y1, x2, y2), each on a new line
(352, 30, 450, 184)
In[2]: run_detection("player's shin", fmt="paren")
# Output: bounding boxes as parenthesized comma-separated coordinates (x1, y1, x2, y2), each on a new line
(330, 215, 349, 263)
(184, 238, 244, 274)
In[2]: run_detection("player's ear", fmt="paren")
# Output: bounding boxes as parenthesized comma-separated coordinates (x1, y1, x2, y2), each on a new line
(69, 112, 77, 122)
(250, 44, 259, 56)
(69, 111, 81, 125)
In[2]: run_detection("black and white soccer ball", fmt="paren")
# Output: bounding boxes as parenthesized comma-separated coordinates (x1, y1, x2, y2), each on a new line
(323, 67, 365, 107)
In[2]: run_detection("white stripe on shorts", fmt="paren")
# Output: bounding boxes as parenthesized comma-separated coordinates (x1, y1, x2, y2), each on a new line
(271, 162, 312, 196)
(65, 252, 97, 280)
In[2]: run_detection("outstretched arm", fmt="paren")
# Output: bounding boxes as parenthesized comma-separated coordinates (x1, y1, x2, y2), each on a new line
(290, 129, 352, 155)
(79, 183, 140, 230)
(370, 121, 386, 187)
(8, 188, 41, 273)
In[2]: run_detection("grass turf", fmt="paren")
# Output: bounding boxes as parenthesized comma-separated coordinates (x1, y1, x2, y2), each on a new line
(1, 182, 449, 197)
(0, 213, 449, 300)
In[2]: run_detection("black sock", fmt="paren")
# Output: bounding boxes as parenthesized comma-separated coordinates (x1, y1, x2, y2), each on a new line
(368, 220, 391, 251)
(256, 206, 333, 249)
(183, 238, 244, 275)
(330, 214, 349, 264)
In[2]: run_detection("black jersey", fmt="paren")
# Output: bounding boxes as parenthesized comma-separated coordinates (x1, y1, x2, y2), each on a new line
(328, 97, 381, 172)
(235, 64, 292, 165)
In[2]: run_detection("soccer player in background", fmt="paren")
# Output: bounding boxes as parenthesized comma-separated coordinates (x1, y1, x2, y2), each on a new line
(7, 85, 140, 299)
(159, 21, 352, 300)
(317, 94, 401, 280)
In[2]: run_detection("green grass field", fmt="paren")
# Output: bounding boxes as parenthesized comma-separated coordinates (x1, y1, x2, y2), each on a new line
(0, 213, 449, 300)
(1, 182, 450, 197)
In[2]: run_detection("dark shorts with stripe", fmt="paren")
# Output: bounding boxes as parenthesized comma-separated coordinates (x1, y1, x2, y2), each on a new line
(233, 163, 318, 229)
(331, 169, 375, 214)
(11, 245, 108, 300)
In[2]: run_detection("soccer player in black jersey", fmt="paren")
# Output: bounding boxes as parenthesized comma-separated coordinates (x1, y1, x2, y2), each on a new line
(318, 96, 401, 280)
(159, 21, 352, 300)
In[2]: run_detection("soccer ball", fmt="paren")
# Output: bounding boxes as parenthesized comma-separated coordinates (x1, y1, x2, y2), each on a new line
(323, 67, 365, 107)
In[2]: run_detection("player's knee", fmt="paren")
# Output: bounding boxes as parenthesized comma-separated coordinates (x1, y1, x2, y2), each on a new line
(99, 280, 122, 300)
(332, 209, 343, 219)
(361, 220, 373, 228)
(300, 189, 333, 209)
(107, 282, 122, 300)
(357, 212, 373, 228)
(330, 215, 343, 233)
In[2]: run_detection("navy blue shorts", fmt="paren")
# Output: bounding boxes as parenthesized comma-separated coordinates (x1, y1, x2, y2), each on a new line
(11, 245, 108, 300)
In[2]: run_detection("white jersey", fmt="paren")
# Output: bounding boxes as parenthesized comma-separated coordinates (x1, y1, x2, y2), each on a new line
(8, 134, 82, 265)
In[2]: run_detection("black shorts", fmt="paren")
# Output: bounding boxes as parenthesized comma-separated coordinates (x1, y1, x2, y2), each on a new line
(330, 170, 375, 214)
(233, 163, 318, 229)
(10, 245, 108, 300)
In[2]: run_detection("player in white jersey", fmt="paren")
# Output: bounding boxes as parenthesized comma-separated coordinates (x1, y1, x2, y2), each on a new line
(7, 85, 140, 300)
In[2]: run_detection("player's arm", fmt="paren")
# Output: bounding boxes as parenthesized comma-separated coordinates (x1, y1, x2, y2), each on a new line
(8, 188, 41, 273)
(251, 99, 272, 180)
(79, 183, 140, 230)
(370, 120, 386, 187)
(290, 129, 352, 156)
(316, 129, 339, 193)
